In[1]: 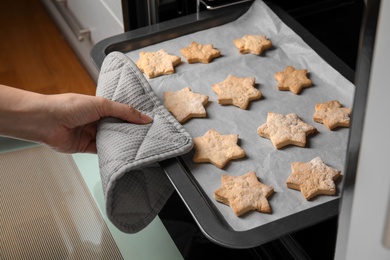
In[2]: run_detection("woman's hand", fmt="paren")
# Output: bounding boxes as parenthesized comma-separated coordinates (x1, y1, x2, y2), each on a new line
(41, 93, 152, 153)
(0, 84, 152, 153)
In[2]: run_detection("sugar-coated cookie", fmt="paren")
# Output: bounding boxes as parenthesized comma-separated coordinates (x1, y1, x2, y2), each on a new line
(211, 75, 261, 109)
(136, 49, 181, 78)
(163, 87, 209, 123)
(214, 171, 274, 216)
(286, 157, 341, 200)
(233, 35, 272, 55)
(180, 42, 221, 64)
(313, 100, 352, 130)
(257, 112, 317, 149)
(193, 129, 245, 169)
(274, 66, 312, 94)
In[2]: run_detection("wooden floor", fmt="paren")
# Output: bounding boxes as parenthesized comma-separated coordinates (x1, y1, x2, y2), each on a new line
(0, 0, 95, 95)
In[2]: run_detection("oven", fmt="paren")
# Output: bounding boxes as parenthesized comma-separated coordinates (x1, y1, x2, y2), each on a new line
(89, 0, 376, 259)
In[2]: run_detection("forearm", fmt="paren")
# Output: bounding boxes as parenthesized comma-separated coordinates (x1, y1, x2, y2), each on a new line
(0, 84, 152, 153)
(0, 84, 51, 143)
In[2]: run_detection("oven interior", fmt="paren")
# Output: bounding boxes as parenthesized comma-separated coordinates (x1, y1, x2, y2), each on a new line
(122, 0, 364, 69)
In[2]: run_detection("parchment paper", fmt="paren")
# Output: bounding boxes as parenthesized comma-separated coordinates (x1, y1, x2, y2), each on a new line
(125, 0, 355, 231)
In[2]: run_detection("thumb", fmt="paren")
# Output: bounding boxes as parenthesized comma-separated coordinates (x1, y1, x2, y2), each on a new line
(98, 98, 152, 124)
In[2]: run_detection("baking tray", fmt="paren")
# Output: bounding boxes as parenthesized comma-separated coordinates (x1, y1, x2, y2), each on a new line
(91, 1, 355, 249)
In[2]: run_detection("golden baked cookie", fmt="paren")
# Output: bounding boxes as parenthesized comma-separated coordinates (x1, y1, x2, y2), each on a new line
(233, 35, 272, 55)
(163, 87, 209, 123)
(136, 49, 181, 78)
(274, 66, 312, 94)
(211, 75, 261, 109)
(180, 41, 221, 64)
(286, 157, 341, 200)
(214, 171, 274, 216)
(193, 129, 245, 169)
(257, 112, 317, 149)
(313, 100, 352, 130)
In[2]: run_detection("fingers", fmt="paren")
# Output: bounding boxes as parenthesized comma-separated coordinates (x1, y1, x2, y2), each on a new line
(122, 104, 153, 124)
(98, 98, 152, 124)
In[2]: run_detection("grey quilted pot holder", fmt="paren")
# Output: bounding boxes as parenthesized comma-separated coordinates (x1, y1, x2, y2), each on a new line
(96, 51, 193, 233)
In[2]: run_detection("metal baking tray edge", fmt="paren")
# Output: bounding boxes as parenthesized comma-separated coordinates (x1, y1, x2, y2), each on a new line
(90, 1, 355, 249)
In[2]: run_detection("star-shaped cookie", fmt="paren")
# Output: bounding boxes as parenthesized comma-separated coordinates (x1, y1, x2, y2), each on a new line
(211, 75, 261, 109)
(257, 112, 317, 149)
(214, 171, 274, 216)
(274, 66, 312, 94)
(136, 49, 181, 78)
(286, 157, 341, 200)
(193, 129, 245, 168)
(312, 100, 352, 130)
(233, 35, 272, 55)
(180, 42, 221, 64)
(163, 87, 209, 123)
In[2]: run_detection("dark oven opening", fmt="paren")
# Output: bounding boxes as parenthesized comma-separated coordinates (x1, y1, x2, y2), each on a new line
(121, 0, 364, 69)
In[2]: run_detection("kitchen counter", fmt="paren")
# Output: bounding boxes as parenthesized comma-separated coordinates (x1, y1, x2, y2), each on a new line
(0, 137, 183, 260)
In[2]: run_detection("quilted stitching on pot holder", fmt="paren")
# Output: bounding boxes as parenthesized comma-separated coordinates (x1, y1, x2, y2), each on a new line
(96, 52, 193, 233)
